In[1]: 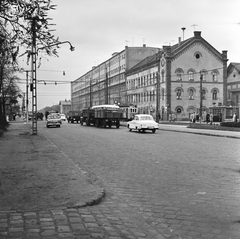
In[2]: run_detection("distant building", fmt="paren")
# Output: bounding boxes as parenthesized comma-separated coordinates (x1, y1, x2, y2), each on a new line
(227, 62, 240, 106)
(59, 100, 71, 115)
(70, 31, 230, 121)
(71, 45, 160, 111)
(126, 31, 228, 121)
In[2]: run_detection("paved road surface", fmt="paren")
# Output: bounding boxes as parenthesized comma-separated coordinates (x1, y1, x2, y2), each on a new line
(38, 121, 240, 239)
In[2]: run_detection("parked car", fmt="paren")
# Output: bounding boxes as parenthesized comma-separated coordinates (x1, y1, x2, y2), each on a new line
(127, 114, 159, 133)
(46, 114, 61, 128)
(60, 113, 66, 121)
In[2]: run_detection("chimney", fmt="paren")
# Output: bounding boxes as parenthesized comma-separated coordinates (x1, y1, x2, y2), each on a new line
(222, 50, 228, 59)
(178, 37, 181, 46)
(194, 31, 201, 38)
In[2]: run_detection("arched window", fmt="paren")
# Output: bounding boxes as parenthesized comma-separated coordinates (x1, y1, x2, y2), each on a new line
(175, 68, 184, 81)
(188, 89, 194, 100)
(175, 87, 183, 100)
(212, 89, 217, 100)
(188, 69, 195, 81)
(176, 89, 182, 100)
(200, 70, 208, 81)
(176, 106, 184, 114)
(202, 89, 206, 100)
(212, 70, 219, 82)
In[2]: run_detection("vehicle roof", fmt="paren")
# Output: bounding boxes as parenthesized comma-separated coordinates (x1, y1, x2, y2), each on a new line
(135, 114, 153, 117)
(91, 104, 120, 109)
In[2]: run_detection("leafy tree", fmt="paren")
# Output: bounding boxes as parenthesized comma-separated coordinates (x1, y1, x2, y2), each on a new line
(0, 0, 67, 129)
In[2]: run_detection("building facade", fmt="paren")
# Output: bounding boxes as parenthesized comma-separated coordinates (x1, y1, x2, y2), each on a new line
(126, 31, 228, 121)
(71, 46, 159, 111)
(59, 100, 71, 115)
(227, 62, 240, 106)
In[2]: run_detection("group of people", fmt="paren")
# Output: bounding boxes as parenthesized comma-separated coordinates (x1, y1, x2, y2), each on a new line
(190, 112, 238, 124)
(190, 112, 213, 124)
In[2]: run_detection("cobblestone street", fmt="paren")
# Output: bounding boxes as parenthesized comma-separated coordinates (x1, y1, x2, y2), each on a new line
(1, 122, 240, 238)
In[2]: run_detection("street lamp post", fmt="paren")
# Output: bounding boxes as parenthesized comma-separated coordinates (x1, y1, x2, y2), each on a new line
(30, 37, 74, 135)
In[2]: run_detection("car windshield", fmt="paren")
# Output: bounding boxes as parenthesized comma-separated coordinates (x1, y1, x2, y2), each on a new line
(48, 115, 60, 119)
(139, 116, 154, 121)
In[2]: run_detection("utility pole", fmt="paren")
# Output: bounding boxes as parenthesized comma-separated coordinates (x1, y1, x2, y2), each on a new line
(89, 79, 92, 107)
(105, 71, 108, 104)
(26, 70, 29, 124)
(156, 72, 160, 122)
(200, 74, 203, 121)
(31, 17, 37, 135)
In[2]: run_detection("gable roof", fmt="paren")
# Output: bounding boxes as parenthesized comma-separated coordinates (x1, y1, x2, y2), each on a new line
(227, 62, 240, 76)
(170, 31, 224, 62)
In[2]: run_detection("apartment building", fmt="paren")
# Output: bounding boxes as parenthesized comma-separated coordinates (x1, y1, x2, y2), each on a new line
(71, 46, 159, 111)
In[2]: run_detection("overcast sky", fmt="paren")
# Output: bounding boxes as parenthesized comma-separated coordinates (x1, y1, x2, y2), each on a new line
(18, 0, 240, 111)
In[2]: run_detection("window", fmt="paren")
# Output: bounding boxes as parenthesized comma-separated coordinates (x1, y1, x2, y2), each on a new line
(176, 107, 182, 113)
(188, 70, 194, 81)
(200, 70, 207, 81)
(202, 89, 206, 100)
(228, 92, 231, 100)
(194, 51, 202, 59)
(175, 68, 183, 81)
(212, 90, 217, 100)
(161, 70, 165, 83)
(176, 89, 182, 100)
(176, 72, 182, 81)
(189, 89, 194, 100)
(212, 70, 219, 82)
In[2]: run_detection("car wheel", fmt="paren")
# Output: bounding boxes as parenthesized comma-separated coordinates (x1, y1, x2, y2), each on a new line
(152, 129, 156, 133)
(129, 128, 132, 132)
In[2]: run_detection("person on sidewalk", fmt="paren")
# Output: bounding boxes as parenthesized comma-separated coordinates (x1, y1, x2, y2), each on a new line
(210, 113, 213, 125)
(206, 113, 210, 124)
(233, 113, 238, 123)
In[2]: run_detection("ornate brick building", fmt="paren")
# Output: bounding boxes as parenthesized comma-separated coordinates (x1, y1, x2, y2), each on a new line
(126, 31, 228, 121)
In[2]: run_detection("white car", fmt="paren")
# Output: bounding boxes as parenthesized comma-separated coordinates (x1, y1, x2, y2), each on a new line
(127, 114, 159, 133)
(46, 114, 61, 128)
(60, 113, 66, 121)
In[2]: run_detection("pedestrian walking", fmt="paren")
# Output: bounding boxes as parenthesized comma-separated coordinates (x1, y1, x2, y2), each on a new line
(190, 113, 194, 123)
(206, 113, 210, 124)
(233, 113, 238, 123)
(210, 113, 213, 125)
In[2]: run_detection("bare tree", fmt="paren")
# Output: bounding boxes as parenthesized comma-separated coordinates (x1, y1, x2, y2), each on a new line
(0, 0, 71, 129)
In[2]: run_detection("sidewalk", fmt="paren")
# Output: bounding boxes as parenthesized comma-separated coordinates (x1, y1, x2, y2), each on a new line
(0, 122, 105, 238)
(121, 121, 240, 139)
(158, 121, 240, 139)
